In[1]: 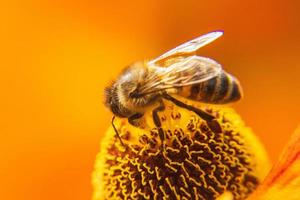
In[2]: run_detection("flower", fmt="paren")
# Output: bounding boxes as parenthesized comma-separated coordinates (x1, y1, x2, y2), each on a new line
(92, 98, 271, 200)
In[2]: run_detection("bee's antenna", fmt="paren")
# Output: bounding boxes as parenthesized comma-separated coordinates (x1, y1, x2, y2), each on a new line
(111, 116, 125, 146)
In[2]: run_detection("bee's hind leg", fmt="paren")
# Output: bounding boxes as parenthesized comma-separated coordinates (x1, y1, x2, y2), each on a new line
(152, 100, 166, 150)
(162, 93, 222, 133)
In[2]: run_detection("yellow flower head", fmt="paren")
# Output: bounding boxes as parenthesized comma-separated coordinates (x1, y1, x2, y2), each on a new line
(92, 99, 270, 200)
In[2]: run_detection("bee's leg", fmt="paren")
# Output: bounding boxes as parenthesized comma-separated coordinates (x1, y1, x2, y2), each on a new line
(162, 93, 214, 121)
(152, 100, 166, 149)
(128, 113, 144, 127)
(111, 116, 125, 146)
(162, 93, 222, 133)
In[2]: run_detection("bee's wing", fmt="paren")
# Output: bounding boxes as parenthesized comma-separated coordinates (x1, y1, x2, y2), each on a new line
(139, 55, 222, 95)
(149, 31, 223, 66)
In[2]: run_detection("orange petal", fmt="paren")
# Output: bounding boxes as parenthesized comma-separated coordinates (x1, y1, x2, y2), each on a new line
(248, 126, 300, 200)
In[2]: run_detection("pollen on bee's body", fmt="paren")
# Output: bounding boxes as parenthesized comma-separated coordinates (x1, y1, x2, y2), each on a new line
(92, 100, 270, 200)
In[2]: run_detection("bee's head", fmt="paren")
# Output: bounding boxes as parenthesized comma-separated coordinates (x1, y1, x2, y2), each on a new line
(104, 62, 153, 117)
(104, 83, 132, 118)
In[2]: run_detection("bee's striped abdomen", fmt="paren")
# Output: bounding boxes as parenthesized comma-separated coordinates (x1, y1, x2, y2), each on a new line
(177, 71, 243, 104)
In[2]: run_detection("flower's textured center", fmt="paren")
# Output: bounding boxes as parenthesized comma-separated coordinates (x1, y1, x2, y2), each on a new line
(93, 100, 269, 200)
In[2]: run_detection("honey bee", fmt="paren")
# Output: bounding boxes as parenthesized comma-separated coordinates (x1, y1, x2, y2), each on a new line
(105, 31, 243, 146)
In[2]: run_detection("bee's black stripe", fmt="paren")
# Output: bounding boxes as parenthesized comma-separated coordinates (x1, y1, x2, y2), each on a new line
(218, 73, 229, 98)
(202, 77, 217, 102)
(211, 72, 229, 103)
(189, 84, 200, 99)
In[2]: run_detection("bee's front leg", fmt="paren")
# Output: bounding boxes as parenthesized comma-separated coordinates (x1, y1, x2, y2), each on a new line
(112, 116, 125, 147)
(128, 113, 144, 127)
(152, 100, 166, 150)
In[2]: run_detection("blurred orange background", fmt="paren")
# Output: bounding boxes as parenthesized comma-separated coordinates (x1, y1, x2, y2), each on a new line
(1, 0, 300, 199)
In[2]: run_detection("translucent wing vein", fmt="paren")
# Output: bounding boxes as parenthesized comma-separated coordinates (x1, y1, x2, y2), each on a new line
(149, 31, 223, 65)
(140, 56, 222, 95)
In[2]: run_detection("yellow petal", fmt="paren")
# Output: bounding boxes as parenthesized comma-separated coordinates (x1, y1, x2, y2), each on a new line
(248, 126, 300, 200)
